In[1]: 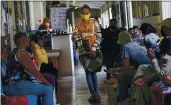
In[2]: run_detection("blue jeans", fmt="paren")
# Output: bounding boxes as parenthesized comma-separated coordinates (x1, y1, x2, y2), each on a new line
(85, 70, 99, 94)
(3, 80, 54, 105)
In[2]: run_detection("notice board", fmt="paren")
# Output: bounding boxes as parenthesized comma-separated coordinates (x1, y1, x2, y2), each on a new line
(50, 7, 67, 31)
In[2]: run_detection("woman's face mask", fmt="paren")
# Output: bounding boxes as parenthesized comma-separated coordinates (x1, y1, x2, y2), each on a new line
(81, 13, 91, 21)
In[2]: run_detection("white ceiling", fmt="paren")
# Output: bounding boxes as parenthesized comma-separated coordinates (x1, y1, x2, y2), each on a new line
(60, 1, 106, 9)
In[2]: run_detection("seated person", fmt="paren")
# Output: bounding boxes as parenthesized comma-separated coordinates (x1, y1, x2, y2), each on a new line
(1, 50, 29, 105)
(2, 32, 54, 105)
(30, 36, 48, 70)
(1, 40, 14, 104)
(149, 36, 171, 105)
(130, 18, 171, 105)
(31, 35, 59, 104)
(127, 33, 161, 105)
(109, 31, 151, 104)
(38, 17, 50, 30)
(30, 35, 58, 81)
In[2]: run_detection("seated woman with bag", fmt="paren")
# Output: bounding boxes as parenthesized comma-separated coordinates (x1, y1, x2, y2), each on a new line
(3, 32, 54, 105)
(149, 35, 171, 105)
(133, 18, 171, 105)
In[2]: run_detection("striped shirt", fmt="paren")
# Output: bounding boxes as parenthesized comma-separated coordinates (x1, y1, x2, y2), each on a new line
(73, 19, 102, 56)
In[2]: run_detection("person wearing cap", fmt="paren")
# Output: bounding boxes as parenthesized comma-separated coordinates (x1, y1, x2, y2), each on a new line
(126, 33, 161, 105)
(131, 18, 171, 105)
(109, 31, 151, 104)
(72, 4, 102, 103)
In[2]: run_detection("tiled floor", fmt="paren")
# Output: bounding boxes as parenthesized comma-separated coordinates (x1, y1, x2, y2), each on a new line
(57, 65, 117, 105)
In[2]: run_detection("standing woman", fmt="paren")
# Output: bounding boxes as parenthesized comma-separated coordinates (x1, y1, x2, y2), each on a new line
(73, 4, 102, 103)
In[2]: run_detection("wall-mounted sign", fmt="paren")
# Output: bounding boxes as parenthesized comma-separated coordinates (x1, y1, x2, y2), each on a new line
(50, 7, 67, 31)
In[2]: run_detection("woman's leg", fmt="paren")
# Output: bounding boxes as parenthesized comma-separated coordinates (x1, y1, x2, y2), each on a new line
(91, 72, 101, 102)
(4, 80, 54, 105)
(85, 70, 96, 102)
(85, 70, 95, 94)
(150, 84, 164, 105)
(91, 72, 98, 94)
(156, 86, 164, 105)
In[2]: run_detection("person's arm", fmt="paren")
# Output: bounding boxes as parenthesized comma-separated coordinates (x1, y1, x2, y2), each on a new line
(109, 46, 138, 73)
(91, 20, 102, 52)
(152, 57, 168, 76)
(148, 48, 169, 76)
(17, 50, 50, 85)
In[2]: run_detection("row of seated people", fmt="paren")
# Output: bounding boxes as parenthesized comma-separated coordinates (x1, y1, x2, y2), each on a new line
(1, 32, 58, 105)
(105, 18, 171, 105)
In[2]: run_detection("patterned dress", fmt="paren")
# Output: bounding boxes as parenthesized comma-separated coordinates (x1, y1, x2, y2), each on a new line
(152, 54, 171, 94)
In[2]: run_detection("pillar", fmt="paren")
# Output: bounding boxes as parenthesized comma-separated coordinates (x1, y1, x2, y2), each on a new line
(72, 12, 75, 29)
(29, 1, 35, 30)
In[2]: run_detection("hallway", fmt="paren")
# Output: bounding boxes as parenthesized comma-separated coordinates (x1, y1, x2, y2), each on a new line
(57, 65, 117, 105)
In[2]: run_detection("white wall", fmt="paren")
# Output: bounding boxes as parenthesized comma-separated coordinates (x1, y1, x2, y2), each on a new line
(131, 1, 169, 29)
(127, 1, 133, 28)
(29, 1, 35, 30)
(29, 1, 46, 30)
(161, 1, 171, 20)
(133, 16, 160, 28)
(33, 1, 44, 29)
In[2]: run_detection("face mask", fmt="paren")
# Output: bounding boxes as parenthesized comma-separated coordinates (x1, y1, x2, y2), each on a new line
(81, 13, 91, 21)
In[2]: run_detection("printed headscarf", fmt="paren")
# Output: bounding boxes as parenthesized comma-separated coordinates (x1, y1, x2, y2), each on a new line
(130, 28, 143, 42)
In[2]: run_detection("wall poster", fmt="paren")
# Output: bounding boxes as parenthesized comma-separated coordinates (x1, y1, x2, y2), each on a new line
(50, 7, 67, 31)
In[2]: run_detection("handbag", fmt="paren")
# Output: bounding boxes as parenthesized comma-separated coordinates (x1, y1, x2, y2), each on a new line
(84, 50, 103, 73)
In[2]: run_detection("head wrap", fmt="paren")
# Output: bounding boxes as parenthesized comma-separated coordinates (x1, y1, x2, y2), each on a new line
(130, 28, 144, 43)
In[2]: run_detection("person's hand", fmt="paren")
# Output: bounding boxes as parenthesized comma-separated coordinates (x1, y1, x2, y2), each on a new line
(72, 28, 79, 36)
(1, 96, 14, 104)
(161, 75, 171, 85)
(134, 78, 145, 86)
(89, 50, 96, 58)
(147, 48, 155, 60)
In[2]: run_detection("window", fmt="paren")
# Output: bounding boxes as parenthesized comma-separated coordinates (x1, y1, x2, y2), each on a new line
(109, 8, 112, 20)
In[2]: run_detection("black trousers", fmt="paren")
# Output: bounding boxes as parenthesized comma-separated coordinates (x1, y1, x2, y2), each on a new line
(103, 53, 118, 80)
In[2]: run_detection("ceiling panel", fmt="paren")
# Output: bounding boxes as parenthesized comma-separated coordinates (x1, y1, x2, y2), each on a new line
(60, 1, 106, 9)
